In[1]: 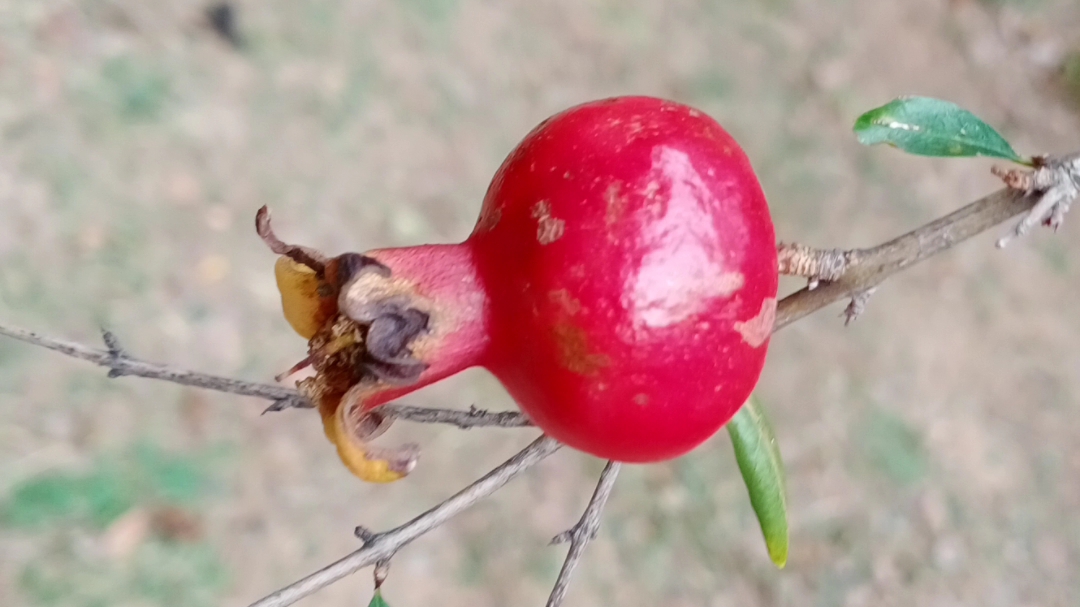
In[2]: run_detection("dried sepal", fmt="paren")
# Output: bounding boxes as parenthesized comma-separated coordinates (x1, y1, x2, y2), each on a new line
(258, 207, 339, 339)
(259, 206, 431, 483)
(274, 256, 338, 339)
(324, 398, 418, 483)
(256, 206, 328, 275)
(300, 315, 370, 416)
(295, 306, 421, 483)
(328, 385, 420, 483)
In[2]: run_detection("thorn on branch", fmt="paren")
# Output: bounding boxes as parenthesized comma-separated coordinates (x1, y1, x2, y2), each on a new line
(549, 529, 574, 546)
(842, 288, 876, 326)
(549, 522, 599, 546)
(354, 526, 377, 545)
(262, 394, 314, 414)
(100, 329, 128, 379)
(101, 328, 121, 355)
(546, 461, 620, 607)
(777, 242, 855, 289)
(994, 153, 1080, 248)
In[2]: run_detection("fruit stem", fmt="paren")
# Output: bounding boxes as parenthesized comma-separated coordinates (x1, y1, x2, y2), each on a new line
(345, 242, 491, 408)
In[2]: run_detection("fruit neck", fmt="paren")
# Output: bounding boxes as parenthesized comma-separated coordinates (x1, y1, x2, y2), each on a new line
(341, 242, 491, 407)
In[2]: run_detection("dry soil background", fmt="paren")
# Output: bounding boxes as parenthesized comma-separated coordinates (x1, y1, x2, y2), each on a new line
(1, 1, 1079, 606)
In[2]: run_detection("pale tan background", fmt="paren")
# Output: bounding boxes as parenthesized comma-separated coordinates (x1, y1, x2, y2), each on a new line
(1, 1, 1079, 606)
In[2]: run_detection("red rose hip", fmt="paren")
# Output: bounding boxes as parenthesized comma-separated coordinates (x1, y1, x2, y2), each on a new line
(262, 96, 778, 480)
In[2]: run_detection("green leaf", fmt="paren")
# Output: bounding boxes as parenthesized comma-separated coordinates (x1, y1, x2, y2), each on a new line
(368, 589, 390, 607)
(854, 96, 1026, 163)
(727, 396, 788, 568)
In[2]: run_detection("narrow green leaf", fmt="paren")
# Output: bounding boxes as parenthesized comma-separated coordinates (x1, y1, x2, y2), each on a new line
(368, 589, 390, 607)
(727, 396, 788, 568)
(854, 96, 1026, 162)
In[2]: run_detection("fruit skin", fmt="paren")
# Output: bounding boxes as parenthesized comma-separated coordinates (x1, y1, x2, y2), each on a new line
(466, 96, 778, 461)
(270, 96, 778, 476)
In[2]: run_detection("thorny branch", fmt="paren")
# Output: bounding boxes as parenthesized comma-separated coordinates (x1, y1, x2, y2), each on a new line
(775, 151, 1078, 328)
(246, 435, 561, 607)
(992, 152, 1079, 247)
(0, 325, 306, 406)
(774, 188, 1029, 329)
(0, 324, 530, 429)
(382, 404, 533, 429)
(546, 461, 621, 607)
(1, 155, 1076, 607)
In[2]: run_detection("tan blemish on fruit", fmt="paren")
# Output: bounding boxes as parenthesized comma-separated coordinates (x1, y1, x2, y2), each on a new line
(734, 297, 777, 348)
(340, 266, 426, 316)
(474, 204, 502, 233)
(604, 181, 627, 227)
(625, 118, 647, 144)
(553, 321, 610, 376)
(531, 200, 565, 244)
(642, 180, 660, 201)
(633, 393, 650, 406)
(549, 289, 583, 316)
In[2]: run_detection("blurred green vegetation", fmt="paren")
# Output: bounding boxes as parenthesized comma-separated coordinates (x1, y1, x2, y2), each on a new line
(1062, 51, 1080, 109)
(4, 444, 209, 529)
(858, 407, 927, 486)
(3, 444, 230, 607)
(18, 541, 226, 607)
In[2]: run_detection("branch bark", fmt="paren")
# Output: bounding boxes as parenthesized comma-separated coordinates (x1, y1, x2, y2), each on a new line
(0, 324, 531, 429)
(0, 326, 305, 406)
(248, 435, 561, 607)
(546, 461, 621, 607)
(383, 404, 532, 429)
(774, 187, 1034, 330)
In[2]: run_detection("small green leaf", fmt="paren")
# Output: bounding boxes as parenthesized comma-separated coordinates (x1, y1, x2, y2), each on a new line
(368, 589, 390, 607)
(854, 96, 1026, 163)
(727, 396, 788, 568)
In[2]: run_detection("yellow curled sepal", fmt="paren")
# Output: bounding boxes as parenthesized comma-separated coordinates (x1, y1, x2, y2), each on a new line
(274, 256, 336, 340)
(321, 386, 418, 483)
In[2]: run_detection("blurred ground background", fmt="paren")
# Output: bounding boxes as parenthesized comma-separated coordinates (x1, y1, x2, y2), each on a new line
(1, 1, 1079, 606)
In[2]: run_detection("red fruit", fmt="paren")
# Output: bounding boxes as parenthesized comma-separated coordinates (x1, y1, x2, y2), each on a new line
(262, 96, 778, 481)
